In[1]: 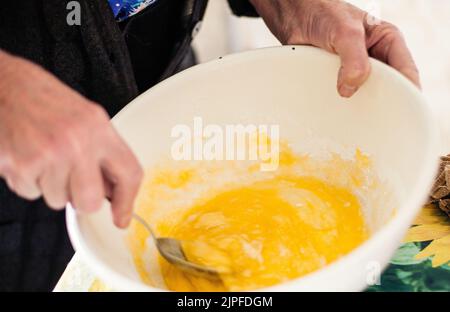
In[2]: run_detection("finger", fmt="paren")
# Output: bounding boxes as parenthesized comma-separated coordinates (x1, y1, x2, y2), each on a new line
(3, 173, 42, 200)
(2, 160, 42, 200)
(69, 158, 104, 213)
(103, 173, 136, 229)
(333, 24, 371, 97)
(367, 23, 421, 88)
(103, 177, 113, 200)
(101, 134, 142, 228)
(102, 156, 142, 228)
(38, 162, 70, 210)
(0, 151, 12, 175)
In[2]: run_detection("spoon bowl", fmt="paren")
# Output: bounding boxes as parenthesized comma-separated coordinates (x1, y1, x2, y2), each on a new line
(131, 213, 226, 279)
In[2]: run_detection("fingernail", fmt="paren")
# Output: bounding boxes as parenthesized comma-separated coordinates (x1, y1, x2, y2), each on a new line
(118, 214, 132, 228)
(402, 69, 422, 89)
(339, 84, 358, 98)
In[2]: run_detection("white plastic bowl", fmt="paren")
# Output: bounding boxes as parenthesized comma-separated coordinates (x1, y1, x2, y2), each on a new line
(66, 46, 439, 291)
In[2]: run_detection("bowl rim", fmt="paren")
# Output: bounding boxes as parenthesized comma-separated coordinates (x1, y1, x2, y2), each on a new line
(66, 45, 440, 292)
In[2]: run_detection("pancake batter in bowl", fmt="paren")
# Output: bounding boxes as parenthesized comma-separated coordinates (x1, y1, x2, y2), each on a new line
(159, 177, 367, 291)
(128, 146, 373, 291)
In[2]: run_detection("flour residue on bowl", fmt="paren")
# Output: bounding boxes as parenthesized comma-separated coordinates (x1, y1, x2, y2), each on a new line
(127, 143, 393, 291)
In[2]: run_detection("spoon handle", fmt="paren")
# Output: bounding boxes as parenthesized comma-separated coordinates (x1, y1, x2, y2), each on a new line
(132, 213, 157, 240)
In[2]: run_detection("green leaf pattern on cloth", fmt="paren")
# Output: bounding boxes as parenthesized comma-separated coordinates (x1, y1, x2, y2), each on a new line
(367, 242, 450, 292)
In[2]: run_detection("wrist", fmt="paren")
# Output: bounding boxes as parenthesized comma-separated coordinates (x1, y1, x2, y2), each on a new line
(248, 0, 280, 13)
(248, 0, 306, 45)
(0, 49, 14, 73)
(247, 0, 285, 29)
(0, 50, 17, 105)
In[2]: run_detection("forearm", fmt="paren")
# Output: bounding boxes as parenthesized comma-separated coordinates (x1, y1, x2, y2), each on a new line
(0, 50, 38, 106)
(249, 0, 281, 12)
(0, 49, 15, 72)
(248, 0, 278, 20)
(0, 49, 15, 104)
(247, 0, 305, 44)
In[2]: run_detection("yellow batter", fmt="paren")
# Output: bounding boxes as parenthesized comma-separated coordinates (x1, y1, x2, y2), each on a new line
(158, 176, 367, 291)
(129, 146, 370, 291)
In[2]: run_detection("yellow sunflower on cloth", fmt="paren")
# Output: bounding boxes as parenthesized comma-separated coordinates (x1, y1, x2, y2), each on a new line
(404, 155, 450, 267)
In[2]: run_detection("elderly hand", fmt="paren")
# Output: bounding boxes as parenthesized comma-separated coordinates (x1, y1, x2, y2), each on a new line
(250, 0, 420, 97)
(0, 50, 143, 228)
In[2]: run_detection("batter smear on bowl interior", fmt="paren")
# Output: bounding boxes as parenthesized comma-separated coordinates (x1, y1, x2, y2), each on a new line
(129, 145, 370, 291)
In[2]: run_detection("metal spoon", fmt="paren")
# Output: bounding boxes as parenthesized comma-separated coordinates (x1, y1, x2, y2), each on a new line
(132, 213, 226, 279)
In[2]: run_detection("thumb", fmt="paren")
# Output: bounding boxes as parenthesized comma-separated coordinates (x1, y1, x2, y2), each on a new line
(334, 26, 371, 97)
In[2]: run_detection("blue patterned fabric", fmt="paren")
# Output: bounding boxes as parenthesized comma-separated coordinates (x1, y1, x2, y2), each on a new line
(108, 0, 157, 21)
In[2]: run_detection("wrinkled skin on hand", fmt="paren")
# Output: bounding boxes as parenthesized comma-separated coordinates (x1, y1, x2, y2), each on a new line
(250, 0, 420, 97)
(0, 51, 143, 228)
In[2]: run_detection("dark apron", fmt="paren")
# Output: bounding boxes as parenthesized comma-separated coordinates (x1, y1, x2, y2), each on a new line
(119, 0, 203, 92)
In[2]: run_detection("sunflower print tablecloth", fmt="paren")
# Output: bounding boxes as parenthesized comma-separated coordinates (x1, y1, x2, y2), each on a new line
(54, 203, 450, 292)
(367, 204, 450, 292)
